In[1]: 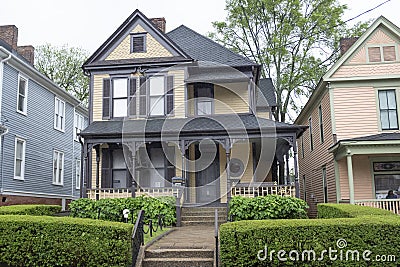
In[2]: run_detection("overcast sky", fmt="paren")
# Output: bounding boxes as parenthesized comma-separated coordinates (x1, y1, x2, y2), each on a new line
(0, 0, 398, 54)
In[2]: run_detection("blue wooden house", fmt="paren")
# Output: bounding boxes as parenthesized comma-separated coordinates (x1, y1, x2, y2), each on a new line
(0, 25, 88, 210)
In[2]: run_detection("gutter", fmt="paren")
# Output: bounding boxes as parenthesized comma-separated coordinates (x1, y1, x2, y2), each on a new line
(0, 49, 12, 194)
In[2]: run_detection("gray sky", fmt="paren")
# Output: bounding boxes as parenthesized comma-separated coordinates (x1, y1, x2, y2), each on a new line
(0, 0, 398, 54)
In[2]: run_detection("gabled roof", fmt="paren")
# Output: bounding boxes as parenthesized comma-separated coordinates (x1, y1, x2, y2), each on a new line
(83, 9, 190, 68)
(324, 16, 400, 81)
(166, 25, 257, 67)
(257, 78, 276, 108)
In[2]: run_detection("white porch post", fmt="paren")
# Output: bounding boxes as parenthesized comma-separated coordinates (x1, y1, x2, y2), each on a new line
(346, 150, 355, 204)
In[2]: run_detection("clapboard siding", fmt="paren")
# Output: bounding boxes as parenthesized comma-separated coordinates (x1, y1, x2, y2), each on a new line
(297, 90, 335, 217)
(214, 82, 249, 114)
(1, 63, 86, 199)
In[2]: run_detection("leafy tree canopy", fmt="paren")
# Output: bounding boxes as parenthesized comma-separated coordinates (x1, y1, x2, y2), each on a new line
(211, 0, 369, 122)
(35, 44, 89, 106)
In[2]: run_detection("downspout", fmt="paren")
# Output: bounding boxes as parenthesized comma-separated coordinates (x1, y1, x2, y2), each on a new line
(0, 48, 12, 194)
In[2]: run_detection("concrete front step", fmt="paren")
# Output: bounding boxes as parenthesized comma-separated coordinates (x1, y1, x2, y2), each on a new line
(142, 257, 213, 267)
(182, 215, 226, 222)
(182, 207, 227, 216)
(145, 248, 214, 259)
(181, 220, 225, 226)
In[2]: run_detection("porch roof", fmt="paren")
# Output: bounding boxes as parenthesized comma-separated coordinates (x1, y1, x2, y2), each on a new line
(80, 114, 306, 139)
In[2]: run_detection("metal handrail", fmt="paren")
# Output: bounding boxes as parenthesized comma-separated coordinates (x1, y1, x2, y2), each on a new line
(215, 209, 219, 267)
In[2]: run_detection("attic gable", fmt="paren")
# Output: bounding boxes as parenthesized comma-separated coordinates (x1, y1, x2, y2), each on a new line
(83, 9, 189, 67)
(324, 16, 400, 81)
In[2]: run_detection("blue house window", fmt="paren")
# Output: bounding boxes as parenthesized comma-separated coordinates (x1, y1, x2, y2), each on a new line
(53, 150, 64, 185)
(14, 137, 26, 180)
(17, 74, 28, 115)
(54, 97, 65, 132)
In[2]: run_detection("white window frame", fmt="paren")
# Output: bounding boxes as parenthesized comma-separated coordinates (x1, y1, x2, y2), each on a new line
(16, 74, 28, 115)
(14, 137, 26, 180)
(75, 159, 81, 189)
(148, 76, 166, 117)
(366, 44, 398, 63)
(54, 97, 66, 132)
(53, 150, 64, 186)
(74, 112, 84, 141)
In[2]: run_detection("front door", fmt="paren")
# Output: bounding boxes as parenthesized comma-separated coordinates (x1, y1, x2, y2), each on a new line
(195, 143, 220, 203)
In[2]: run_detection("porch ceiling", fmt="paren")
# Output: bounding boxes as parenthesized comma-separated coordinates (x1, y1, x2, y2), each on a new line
(80, 114, 306, 139)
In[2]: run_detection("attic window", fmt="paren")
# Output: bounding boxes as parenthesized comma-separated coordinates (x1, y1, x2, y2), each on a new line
(131, 33, 146, 53)
(368, 45, 397, 63)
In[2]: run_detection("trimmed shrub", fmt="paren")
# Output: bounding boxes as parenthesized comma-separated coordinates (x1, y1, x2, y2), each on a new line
(0, 215, 132, 267)
(69, 196, 176, 225)
(317, 203, 396, 218)
(220, 216, 400, 267)
(0, 204, 61, 216)
(229, 195, 308, 220)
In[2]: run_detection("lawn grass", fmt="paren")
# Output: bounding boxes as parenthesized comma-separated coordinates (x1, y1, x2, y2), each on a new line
(144, 227, 171, 244)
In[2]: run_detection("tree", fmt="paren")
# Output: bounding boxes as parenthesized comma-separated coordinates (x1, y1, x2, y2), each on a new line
(35, 44, 89, 105)
(210, 0, 369, 122)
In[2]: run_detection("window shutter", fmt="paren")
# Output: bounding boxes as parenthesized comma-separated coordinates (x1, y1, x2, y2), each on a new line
(368, 47, 381, 62)
(383, 46, 396, 61)
(166, 75, 174, 115)
(131, 36, 145, 53)
(102, 78, 111, 119)
(139, 76, 147, 116)
(101, 149, 112, 188)
(129, 77, 137, 116)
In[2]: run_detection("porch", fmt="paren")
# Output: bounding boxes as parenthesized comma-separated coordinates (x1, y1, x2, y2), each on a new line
(79, 115, 306, 205)
(330, 133, 400, 215)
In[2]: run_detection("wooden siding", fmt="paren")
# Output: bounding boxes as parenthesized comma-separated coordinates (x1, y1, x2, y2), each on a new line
(297, 90, 336, 217)
(332, 63, 400, 78)
(219, 144, 227, 203)
(366, 29, 396, 45)
(352, 155, 373, 199)
(106, 24, 172, 60)
(256, 111, 270, 119)
(168, 69, 185, 118)
(214, 82, 249, 114)
(348, 46, 366, 64)
(332, 86, 379, 140)
(92, 74, 109, 121)
(231, 142, 253, 183)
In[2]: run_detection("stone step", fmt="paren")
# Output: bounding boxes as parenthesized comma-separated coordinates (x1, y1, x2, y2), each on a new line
(142, 258, 214, 267)
(182, 208, 227, 216)
(145, 248, 214, 259)
(181, 220, 225, 226)
(181, 215, 226, 222)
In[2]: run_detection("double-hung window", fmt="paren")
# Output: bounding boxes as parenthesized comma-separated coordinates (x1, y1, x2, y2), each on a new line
(147, 75, 174, 117)
(17, 75, 28, 114)
(53, 150, 64, 185)
(309, 117, 313, 151)
(103, 77, 138, 119)
(74, 113, 84, 141)
(54, 97, 65, 131)
(195, 83, 214, 115)
(318, 105, 324, 143)
(113, 78, 129, 117)
(378, 90, 398, 130)
(14, 137, 26, 180)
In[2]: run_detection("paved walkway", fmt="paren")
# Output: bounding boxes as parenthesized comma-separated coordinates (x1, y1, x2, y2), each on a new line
(147, 226, 215, 250)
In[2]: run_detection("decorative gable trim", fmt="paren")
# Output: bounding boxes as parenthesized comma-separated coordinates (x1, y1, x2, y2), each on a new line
(83, 9, 190, 68)
(324, 16, 400, 81)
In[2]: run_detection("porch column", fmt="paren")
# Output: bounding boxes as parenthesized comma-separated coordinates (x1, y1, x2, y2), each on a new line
(293, 148, 300, 198)
(94, 145, 100, 200)
(179, 140, 188, 202)
(81, 142, 89, 198)
(346, 150, 355, 204)
(226, 147, 231, 202)
(130, 141, 136, 198)
(285, 152, 290, 185)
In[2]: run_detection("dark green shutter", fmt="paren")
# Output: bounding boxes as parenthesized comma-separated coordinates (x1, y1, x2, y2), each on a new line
(101, 149, 112, 188)
(129, 77, 137, 117)
(102, 78, 111, 119)
(139, 76, 147, 116)
(166, 75, 174, 115)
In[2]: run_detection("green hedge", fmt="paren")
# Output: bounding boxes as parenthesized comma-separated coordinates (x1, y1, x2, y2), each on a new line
(0, 215, 132, 267)
(69, 196, 176, 225)
(229, 195, 308, 220)
(220, 216, 400, 266)
(0, 205, 61, 216)
(317, 203, 396, 218)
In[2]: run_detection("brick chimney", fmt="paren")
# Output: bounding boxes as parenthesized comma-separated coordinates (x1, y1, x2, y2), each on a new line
(17, 45, 35, 65)
(340, 37, 359, 55)
(150, 18, 166, 33)
(0, 25, 18, 50)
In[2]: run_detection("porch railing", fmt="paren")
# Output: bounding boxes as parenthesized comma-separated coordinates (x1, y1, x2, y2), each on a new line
(231, 182, 296, 198)
(136, 187, 181, 198)
(87, 188, 132, 200)
(355, 199, 400, 215)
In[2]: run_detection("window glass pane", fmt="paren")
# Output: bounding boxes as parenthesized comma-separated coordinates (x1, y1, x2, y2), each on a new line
(19, 79, 26, 95)
(55, 99, 59, 114)
(59, 101, 64, 115)
(368, 47, 381, 62)
(16, 141, 23, 159)
(149, 76, 164, 95)
(383, 46, 396, 61)
(113, 170, 127, 188)
(389, 110, 398, 128)
(150, 148, 164, 167)
(387, 90, 397, 109)
(374, 174, 400, 199)
(150, 96, 164, 115)
(113, 99, 127, 117)
(113, 79, 128, 98)
(197, 101, 212, 115)
(380, 111, 389, 129)
(113, 150, 126, 169)
(58, 153, 63, 169)
(378, 91, 387, 109)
